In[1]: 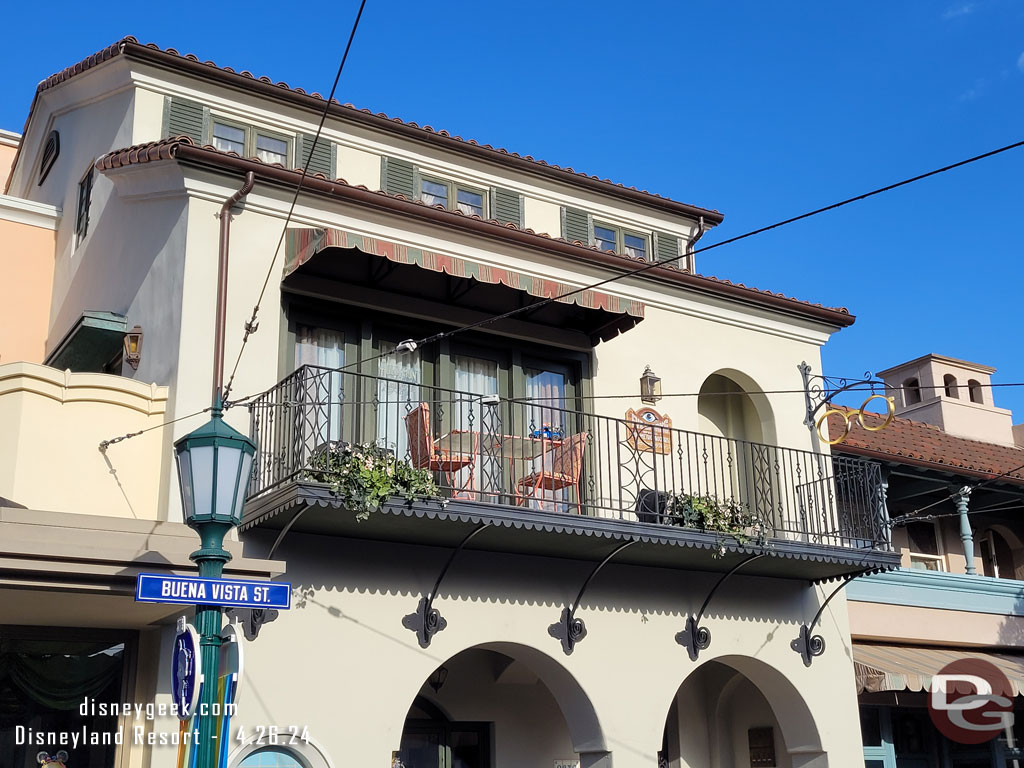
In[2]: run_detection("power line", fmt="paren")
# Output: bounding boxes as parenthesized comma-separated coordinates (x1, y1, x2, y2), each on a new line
(221, 0, 370, 402)
(301, 138, 1024, 377)
(889, 460, 1024, 527)
(98, 405, 214, 451)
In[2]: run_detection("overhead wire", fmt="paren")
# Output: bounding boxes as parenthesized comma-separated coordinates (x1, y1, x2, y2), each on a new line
(888, 460, 1024, 527)
(254, 138, 1024, 379)
(221, 0, 369, 402)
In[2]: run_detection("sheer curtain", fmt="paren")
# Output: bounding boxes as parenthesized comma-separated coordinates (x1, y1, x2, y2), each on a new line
(295, 326, 345, 444)
(526, 369, 569, 510)
(378, 340, 421, 460)
(454, 355, 498, 494)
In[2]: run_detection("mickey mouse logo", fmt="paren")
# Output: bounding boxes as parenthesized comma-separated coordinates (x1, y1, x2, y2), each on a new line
(37, 752, 69, 768)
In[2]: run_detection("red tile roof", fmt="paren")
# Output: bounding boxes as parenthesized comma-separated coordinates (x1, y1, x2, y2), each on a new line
(94, 136, 854, 327)
(26, 37, 723, 223)
(828, 407, 1024, 486)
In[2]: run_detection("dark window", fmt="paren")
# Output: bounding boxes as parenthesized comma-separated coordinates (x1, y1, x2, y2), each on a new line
(38, 130, 59, 185)
(968, 379, 983, 404)
(906, 521, 939, 555)
(594, 224, 617, 252)
(420, 178, 449, 208)
(943, 374, 959, 398)
(75, 166, 94, 242)
(456, 188, 483, 217)
(903, 377, 921, 405)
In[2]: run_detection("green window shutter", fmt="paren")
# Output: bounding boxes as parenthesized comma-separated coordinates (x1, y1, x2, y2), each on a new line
(382, 156, 415, 199)
(492, 187, 523, 227)
(655, 231, 680, 264)
(165, 97, 205, 144)
(298, 133, 334, 177)
(562, 206, 590, 244)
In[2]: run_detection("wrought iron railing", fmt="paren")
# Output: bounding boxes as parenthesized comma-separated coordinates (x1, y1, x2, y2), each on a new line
(246, 365, 890, 550)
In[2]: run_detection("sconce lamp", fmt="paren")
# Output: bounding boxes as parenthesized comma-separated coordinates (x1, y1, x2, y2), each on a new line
(428, 666, 449, 693)
(640, 365, 662, 404)
(124, 326, 143, 370)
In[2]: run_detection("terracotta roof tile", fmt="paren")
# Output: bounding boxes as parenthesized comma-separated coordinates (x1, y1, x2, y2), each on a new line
(93, 137, 852, 323)
(828, 407, 1024, 485)
(31, 37, 722, 222)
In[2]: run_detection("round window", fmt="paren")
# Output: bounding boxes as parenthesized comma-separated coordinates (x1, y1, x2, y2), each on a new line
(238, 747, 309, 768)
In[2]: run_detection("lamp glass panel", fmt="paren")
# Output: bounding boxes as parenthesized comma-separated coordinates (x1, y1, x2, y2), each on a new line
(189, 445, 215, 519)
(231, 452, 254, 521)
(176, 450, 195, 520)
(215, 445, 244, 520)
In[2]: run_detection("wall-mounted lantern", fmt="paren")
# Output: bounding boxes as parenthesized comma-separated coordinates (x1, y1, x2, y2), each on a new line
(640, 365, 662, 404)
(123, 326, 143, 370)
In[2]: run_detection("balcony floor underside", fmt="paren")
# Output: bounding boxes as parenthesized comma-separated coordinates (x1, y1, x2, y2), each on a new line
(241, 482, 900, 582)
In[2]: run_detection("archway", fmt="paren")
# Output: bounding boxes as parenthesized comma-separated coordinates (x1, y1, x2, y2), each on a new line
(395, 642, 605, 768)
(659, 656, 822, 768)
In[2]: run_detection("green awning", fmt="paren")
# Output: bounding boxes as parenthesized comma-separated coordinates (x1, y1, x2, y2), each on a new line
(45, 311, 127, 372)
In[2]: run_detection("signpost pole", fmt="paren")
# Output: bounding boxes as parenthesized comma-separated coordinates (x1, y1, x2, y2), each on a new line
(191, 520, 232, 768)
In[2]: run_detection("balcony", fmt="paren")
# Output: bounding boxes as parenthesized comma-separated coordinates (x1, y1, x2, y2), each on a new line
(240, 366, 899, 579)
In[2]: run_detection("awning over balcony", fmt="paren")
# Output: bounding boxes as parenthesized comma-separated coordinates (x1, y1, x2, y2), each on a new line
(283, 228, 644, 344)
(854, 643, 1024, 696)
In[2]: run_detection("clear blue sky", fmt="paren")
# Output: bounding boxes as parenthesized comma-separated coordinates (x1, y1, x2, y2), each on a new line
(4, 1, 1023, 419)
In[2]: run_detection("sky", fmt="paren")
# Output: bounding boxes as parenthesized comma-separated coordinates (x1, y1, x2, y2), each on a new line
(3, 0, 1023, 419)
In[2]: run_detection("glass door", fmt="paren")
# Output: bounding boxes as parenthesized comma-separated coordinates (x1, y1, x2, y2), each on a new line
(377, 339, 422, 462)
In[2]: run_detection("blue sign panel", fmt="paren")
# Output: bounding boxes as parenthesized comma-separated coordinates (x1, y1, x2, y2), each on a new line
(136, 573, 291, 610)
(171, 618, 201, 720)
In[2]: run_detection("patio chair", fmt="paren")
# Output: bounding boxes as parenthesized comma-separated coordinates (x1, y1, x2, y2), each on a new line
(515, 432, 588, 513)
(405, 403, 478, 499)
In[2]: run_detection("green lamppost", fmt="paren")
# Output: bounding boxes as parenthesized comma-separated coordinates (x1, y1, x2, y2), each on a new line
(174, 401, 256, 767)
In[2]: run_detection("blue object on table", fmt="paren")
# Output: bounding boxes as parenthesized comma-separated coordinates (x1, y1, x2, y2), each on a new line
(530, 424, 564, 439)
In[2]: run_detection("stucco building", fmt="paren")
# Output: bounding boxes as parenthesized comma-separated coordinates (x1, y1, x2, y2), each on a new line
(0, 37, 901, 768)
(828, 355, 1024, 767)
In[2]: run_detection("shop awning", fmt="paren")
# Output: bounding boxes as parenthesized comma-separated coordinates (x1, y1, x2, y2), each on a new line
(283, 228, 644, 343)
(854, 643, 1024, 696)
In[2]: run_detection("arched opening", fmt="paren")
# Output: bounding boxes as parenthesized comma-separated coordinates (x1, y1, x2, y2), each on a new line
(943, 374, 959, 399)
(395, 643, 604, 768)
(981, 528, 1019, 580)
(968, 379, 984, 404)
(697, 372, 777, 525)
(659, 656, 822, 768)
(903, 378, 922, 406)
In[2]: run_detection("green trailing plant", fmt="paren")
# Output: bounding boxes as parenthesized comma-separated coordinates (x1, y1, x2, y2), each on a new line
(305, 442, 439, 521)
(666, 492, 766, 556)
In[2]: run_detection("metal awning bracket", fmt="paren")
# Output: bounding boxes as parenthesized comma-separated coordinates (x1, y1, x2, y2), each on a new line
(676, 553, 764, 660)
(791, 570, 870, 666)
(402, 523, 491, 648)
(549, 541, 636, 655)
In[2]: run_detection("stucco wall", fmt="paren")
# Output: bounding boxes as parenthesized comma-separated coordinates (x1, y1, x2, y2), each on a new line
(0, 362, 169, 517)
(136, 533, 863, 768)
(0, 215, 56, 364)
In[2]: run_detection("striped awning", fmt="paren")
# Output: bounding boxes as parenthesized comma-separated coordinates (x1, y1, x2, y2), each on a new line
(854, 643, 1024, 696)
(283, 227, 645, 318)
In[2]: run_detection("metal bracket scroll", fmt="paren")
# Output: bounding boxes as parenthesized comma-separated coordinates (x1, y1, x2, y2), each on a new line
(403, 523, 491, 648)
(676, 553, 764, 660)
(790, 571, 869, 666)
(550, 541, 636, 655)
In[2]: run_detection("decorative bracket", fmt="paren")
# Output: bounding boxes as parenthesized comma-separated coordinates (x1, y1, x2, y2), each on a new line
(790, 571, 869, 666)
(549, 541, 636, 655)
(799, 362, 883, 430)
(403, 524, 491, 648)
(676, 554, 764, 660)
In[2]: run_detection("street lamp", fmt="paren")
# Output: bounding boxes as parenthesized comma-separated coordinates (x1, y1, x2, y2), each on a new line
(174, 403, 256, 766)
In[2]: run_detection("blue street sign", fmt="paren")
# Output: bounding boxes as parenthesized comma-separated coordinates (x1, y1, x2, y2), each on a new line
(135, 573, 291, 610)
(171, 617, 201, 720)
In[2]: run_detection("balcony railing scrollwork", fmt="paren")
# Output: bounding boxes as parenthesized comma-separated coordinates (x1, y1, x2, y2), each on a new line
(246, 366, 891, 551)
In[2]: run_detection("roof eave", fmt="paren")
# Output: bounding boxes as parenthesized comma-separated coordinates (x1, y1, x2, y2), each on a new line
(145, 143, 852, 329)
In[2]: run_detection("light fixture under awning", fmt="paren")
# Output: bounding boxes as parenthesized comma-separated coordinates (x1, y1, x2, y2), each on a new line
(854, 643, 1024, 696)
(284, 227, 644, 321)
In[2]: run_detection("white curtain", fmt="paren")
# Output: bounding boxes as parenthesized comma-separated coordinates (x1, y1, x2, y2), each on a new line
(377, 341, 421, 460)
(294, 326, 344, 443)
(453, 355, 498, 493)
(526, 369, 568, 510)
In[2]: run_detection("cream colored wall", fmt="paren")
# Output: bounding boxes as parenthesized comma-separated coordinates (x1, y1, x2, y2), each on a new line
(0, 216, 56, 364)
(0, 362, 169, 518)
(0, 132, 18, 187)
(136, 535, 863, 768)
(524, 195, 562, 237)
(848, 600, 1024, 647)
(337, 143, 381, 188)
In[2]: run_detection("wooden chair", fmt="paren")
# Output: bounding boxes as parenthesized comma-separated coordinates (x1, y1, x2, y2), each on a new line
(515, 432, 588, 513)
(404, 403, 477, 499)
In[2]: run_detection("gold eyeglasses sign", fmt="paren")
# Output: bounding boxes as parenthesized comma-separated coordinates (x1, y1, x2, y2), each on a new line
(815, 394, 895, 445)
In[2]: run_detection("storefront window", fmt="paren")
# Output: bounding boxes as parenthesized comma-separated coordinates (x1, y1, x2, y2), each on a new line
(0, 634, 127, 768)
